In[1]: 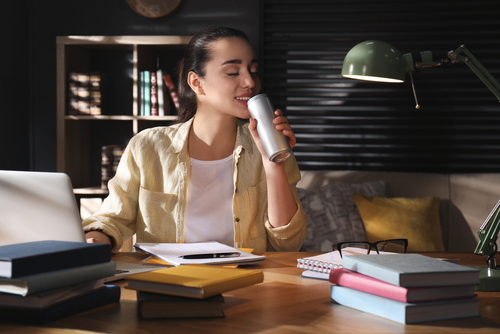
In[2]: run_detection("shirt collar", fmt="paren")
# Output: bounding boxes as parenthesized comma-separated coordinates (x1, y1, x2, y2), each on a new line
(166, 117, 254, 155)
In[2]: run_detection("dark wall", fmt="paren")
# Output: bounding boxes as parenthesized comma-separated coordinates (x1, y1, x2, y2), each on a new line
(1, 1, 30, 170)
(1, 0, 261, 172)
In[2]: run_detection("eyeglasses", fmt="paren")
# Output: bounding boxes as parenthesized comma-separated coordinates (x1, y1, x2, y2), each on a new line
(332, 238, 408, 258)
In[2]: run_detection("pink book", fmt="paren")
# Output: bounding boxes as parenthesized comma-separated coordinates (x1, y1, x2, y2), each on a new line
(329, 268, 476, 303)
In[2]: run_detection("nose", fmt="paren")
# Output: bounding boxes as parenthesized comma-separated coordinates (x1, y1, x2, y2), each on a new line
(241, 70, 257, 89)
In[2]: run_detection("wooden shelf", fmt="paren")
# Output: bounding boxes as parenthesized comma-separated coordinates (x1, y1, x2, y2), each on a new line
(57, 35, 190, 190)
(65, 115, 177, 121)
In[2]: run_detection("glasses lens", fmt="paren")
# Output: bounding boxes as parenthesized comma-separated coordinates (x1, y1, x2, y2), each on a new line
(375, 239, 407, 253)
(340, 242, 371, 254)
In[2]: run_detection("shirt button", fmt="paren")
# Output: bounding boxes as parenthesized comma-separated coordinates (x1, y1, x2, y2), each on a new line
(235, 217, 240, 222)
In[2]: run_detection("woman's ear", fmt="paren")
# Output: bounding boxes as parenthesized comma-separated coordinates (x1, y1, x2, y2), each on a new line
(187, 71, 205, 96)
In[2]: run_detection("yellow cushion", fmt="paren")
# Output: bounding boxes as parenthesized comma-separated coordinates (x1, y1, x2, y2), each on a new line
(352, 194, 445, 252)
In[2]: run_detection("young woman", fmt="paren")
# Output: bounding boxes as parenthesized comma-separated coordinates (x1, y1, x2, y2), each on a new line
(83, 26, 307, 252)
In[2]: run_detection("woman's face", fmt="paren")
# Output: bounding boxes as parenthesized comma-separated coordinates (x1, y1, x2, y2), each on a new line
(197, 36, 261, 119)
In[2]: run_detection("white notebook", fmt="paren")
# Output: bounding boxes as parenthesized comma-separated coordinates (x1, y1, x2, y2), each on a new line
(297, 247, 392, 274)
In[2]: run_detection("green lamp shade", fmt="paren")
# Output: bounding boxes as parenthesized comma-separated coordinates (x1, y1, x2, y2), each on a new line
(342, 40, 407, 83)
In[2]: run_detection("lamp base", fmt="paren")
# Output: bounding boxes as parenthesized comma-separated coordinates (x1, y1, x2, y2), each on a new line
(468, 266, 500, 291)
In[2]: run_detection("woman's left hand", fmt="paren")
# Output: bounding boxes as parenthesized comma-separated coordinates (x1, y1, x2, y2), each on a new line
(249, 109, 296, 158)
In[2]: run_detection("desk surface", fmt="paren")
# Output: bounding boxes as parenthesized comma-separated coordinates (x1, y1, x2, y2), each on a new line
(1, 252, 500, 334)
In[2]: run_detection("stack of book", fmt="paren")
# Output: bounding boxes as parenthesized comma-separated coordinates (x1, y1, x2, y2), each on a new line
(67, 71, 102, 115)
(101, 144, 126, 189)
(0, 240, 120, 324)
(139, 70, 178, 116)
(328, 254, 481, 324)
(126, 264, 264, 319)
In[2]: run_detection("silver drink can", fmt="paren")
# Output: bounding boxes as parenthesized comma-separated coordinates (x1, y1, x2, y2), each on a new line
(247, 94, 292, 162)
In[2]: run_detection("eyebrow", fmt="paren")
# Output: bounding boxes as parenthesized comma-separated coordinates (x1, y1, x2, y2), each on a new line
(221, 58, 258, 66)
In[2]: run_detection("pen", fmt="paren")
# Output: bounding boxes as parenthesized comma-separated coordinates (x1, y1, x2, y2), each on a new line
(179, 252, 241, 259)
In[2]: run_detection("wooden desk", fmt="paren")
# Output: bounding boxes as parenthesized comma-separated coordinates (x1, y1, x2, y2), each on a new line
(1, 252, 500, 334)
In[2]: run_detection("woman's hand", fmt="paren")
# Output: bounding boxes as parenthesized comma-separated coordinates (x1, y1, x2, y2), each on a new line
(249, 109, 296, 159)
(271, 109, 296, 149)
(85, 230, 112, 245)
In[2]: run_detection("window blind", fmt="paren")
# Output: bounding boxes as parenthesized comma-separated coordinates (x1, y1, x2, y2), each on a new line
(262, 0, 500, 172)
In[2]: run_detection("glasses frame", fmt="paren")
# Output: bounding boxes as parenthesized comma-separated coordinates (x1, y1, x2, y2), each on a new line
(332, 238, 408, 258)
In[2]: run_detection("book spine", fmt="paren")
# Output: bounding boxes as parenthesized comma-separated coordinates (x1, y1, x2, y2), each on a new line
(156, 69, 165, 116)
(144, 71, 151, 116)
(4, 261, 117, 296)
(77, 72, 91, 115)
(329, 269, 408, 303)
(140, 71, 145, 116)
(67, 72, 79, 115)
(101, 145, 125, 190)
(101, 145, 113, 189)
(89, 71, 102, 115)
(330, 285, 407, 324)
(150, 71, 158, 116)
(163, 74, 179, 112)
(11, 243, 111, 279)
(0, 285, 120, 325)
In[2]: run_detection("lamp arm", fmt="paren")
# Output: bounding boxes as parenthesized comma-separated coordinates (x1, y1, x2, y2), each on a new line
(448, 45, 500, 101)
(474, 198, 500, 259)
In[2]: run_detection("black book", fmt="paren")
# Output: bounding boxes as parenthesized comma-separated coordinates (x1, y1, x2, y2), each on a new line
(137, 290, 225, 319)
(0, 240, 111, 279)
(0, 285, 120, 325)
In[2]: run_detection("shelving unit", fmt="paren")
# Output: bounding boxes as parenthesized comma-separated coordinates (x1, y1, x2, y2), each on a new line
(56, 35, 192, 195)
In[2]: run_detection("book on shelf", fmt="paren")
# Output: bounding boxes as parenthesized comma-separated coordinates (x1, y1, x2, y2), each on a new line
(0, 261, 116, 296)
(140, 70, 151, 116)
(0, 284, 120, 325)
(0, 279, 104, 309)
(329, 268, 477, 303)
(140, 70, 145, 116)
(77, 72, 91, 115)
(89, 71, 102, 115)
(150, 71, 158, 116)
(101, 145, 125, 190)
(126, 264, 264, 299)
(137, 290, 225, 319)
(67, 71, 102, 115)
(67, 72, 79, 115)
(0, 240, 111, 279)
(342, 254, 480, 287)
(163, 73, 180, 111)
(134, 241, 266, 266)
(156, 68, 167, 116)
(330, 285, 479, 324)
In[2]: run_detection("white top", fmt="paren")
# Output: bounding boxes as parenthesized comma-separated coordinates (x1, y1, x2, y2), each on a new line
(184, 155, 235, 246)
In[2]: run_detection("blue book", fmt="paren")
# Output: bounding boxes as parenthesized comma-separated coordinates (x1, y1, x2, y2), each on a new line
(0, 261, 116, 296)
(143, 70, 151, 116)
(0, 284, 120, 325)
(342, 254, 480, 287)
(330, 285, 479, 324)
(0, 240, 111, 279)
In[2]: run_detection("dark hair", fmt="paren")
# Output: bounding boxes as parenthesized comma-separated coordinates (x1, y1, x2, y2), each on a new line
(174, 26, 250, 124)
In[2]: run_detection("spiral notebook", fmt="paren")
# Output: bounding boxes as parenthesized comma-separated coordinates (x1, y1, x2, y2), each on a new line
(297, 247, 392, 279)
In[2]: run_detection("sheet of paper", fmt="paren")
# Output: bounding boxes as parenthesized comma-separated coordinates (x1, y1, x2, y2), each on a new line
(134, 241, 266, 266)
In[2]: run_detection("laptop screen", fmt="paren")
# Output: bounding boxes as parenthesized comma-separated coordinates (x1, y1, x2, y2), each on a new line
(0, 170, 86, 246)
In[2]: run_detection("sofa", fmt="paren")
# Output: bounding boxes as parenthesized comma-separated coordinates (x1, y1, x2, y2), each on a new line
(297, 170, 500, 253)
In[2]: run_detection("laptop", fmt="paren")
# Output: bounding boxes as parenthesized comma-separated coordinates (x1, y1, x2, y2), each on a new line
(0, 170, 163, 280)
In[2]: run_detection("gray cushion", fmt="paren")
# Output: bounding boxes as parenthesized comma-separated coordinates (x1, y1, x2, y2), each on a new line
(298, 181, 386, 251)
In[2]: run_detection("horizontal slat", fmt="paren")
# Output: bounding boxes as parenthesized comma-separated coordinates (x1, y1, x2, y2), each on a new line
(263, 0, 500, 173)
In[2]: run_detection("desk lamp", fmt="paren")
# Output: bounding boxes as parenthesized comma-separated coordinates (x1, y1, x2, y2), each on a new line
(341, 40, 500, 108)
(341, 40, 500, 291)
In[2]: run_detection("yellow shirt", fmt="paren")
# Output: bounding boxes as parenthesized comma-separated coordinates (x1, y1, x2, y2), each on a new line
(82, 118, 307, 253)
